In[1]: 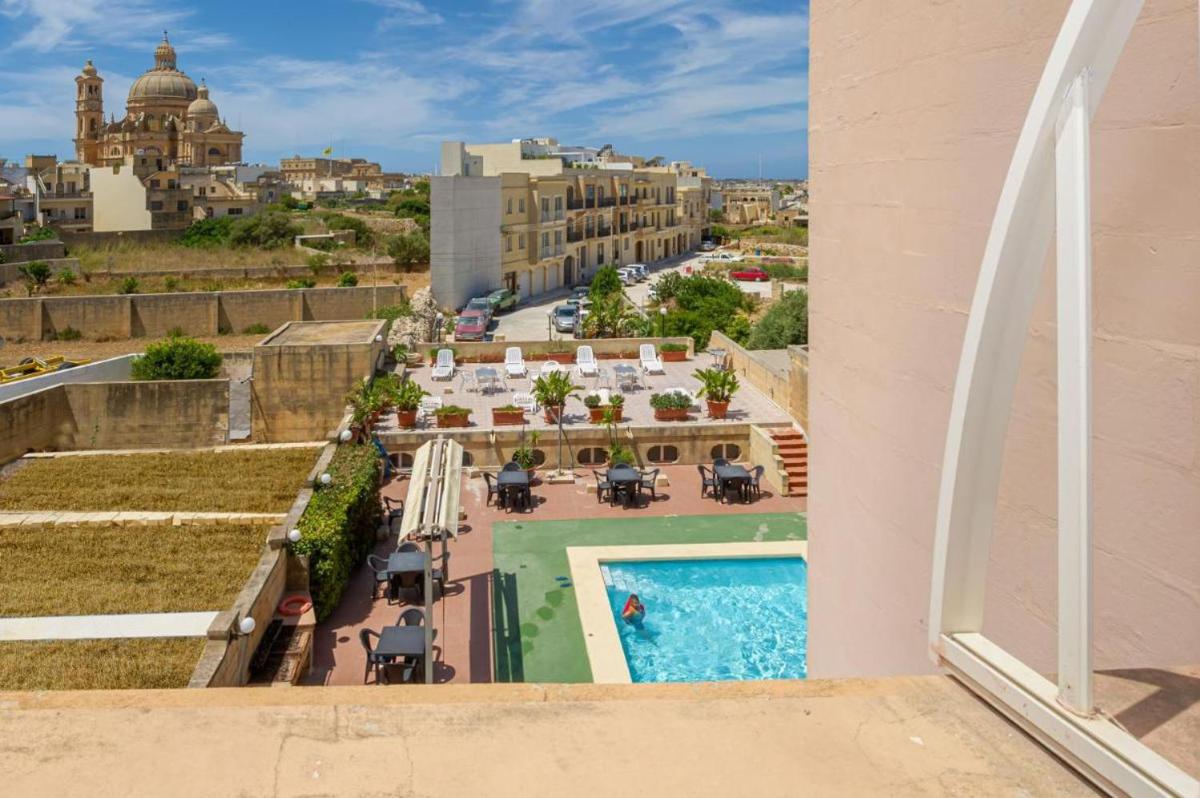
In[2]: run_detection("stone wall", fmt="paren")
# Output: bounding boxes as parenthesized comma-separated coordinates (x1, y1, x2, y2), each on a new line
(787, 346, 809, 431)
(0, 258, 80, 287)
(0, 239, 66, 265)
(709, 331, 795, 419)
(0, 379, 229, 464)
(0, 285, 406, 341)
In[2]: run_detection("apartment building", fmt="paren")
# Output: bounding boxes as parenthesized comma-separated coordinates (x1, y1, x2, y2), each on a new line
(719, 186, 779, 225)
(23, 156, 93, 233)
(433, 139, 710, 309)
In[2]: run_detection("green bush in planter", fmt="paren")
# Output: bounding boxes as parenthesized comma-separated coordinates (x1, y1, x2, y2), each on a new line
(295, 444, 383, 621)
(131, 336, 222, 380)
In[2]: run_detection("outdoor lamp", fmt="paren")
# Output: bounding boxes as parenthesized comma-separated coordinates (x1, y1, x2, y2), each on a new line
(545, 309, 553, 340)
(659, 306, 667, 337)
(320, 472, 332, 486)
(237, 616, 256, 636)
(339, 429, 352, 442)
(287, 528, 302, 544)
(375, 334, 383, 342)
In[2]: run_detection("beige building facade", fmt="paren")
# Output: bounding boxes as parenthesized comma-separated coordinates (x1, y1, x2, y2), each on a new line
(808, 0, 1200, 681)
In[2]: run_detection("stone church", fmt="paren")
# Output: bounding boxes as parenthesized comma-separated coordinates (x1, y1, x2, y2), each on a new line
(74, 33, 245, 168)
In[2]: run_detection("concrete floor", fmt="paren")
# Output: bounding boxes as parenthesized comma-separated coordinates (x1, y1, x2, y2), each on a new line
(0, 678, 1098, 797)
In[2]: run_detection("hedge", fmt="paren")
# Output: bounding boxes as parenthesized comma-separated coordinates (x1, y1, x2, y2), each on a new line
(295, 444, 383, 620)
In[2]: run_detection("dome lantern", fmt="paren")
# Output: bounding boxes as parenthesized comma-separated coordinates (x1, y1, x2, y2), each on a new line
(154, 31, 177, 71)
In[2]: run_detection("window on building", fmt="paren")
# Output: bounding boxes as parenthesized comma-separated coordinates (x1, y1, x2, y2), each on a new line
(711, 443, 741, 461)
(176, 200, 188, 212)
(506, 235, 513, 252)
(542, 232, 549, 252)
(541, 197, 549, 214)
(597, 243, 604, 263)
(507, 197, 513, 214)
(150, 201, 163, 211)
(576, 447, 608, 466)
(518, 198, 525, 213)
(554, 230, 562, 245)
(150, 179, 160, 189)
(73, 207, 86, 220)
(518, 235, 525, 250)
(228, 207, 243, 215)
(554, 196, 563, 211)
(461, 451, 474, 467)
(647, 445, 679, 464)
(66, 182, 76, 194)
(624, 238, 629, 251)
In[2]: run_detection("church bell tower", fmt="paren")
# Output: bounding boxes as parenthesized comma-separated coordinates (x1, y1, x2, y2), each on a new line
(74, 60, 104, 165)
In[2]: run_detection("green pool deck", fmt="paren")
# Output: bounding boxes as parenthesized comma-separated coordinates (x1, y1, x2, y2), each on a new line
(492, 512, 808, 683)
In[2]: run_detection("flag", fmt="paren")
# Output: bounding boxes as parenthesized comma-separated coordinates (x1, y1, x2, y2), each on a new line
(322, 146, 333, 156)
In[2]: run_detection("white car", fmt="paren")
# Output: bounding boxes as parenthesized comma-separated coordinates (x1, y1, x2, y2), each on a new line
(616, 268, 638, 285)
(699, 240, 717, 251)
(627, 264, 649, 281)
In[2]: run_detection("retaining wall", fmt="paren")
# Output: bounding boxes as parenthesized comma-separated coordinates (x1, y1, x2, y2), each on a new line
(0, 240, 66, 264)
(709, 331, 793, 413)
(0, 285, 407, 341)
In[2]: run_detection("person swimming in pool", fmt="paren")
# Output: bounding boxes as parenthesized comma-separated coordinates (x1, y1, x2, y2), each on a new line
(621, 594, 646, 627)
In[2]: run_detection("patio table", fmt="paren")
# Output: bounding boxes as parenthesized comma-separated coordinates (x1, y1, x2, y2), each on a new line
(387, 550, 428, 578)
(374, 625, 427, 660)
(706, 347, 728, 370)
(476, 367, 503, 395)
(606, 466, 642, 507)
(714, 463, 752, 503)
(497, 469, 531, 510)
(613, 364, 639, 391)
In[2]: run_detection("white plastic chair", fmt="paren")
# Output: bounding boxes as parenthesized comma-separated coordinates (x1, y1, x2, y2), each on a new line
(639, 343, 664, 375)
(418, 396, 443, 423)
(431, 349, 455, 381)
(512, 392, 538, 413)
(539, 361, 562, 378)
(504, 346, 527, 379)
(576, 345, 598, 377)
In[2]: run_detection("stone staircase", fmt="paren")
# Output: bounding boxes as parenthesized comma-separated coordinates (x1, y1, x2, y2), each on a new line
(772, 429, 808, 498)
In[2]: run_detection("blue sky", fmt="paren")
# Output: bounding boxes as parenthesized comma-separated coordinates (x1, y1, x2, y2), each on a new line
(0, 0, 808, 178)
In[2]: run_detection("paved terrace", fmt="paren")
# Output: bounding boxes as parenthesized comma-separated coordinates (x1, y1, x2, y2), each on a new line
(307, 465, 808, 687)
(375, 356, 794, 433)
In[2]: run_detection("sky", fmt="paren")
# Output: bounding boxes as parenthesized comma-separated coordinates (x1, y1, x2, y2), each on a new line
(0, 0, 808, 178)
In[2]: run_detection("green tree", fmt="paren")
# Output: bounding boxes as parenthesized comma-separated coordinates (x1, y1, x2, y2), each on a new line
(582, 294, 638, 338)
(179, 216, 234, 248)
(746, 289, 808, 350)
(17, 261, 51, 296)
(321, 212, 374, 248)
(708, 208, 724, 223)
(131, 337, 223, 380)
(386, 230, 429, 271)
(589, 264, 622, 300)
(229, 211, 302, 249)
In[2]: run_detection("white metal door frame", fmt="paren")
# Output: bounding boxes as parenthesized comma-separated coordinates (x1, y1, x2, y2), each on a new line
(928, 1, 1198, 795)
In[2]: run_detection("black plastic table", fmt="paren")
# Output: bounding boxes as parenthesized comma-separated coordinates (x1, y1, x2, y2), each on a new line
(497, 470, 531, 510)
(374, 625, 427, 659)
(714, 464, 751, 503)
(387, 551, 428, 577)
(606, 467, 641, 507)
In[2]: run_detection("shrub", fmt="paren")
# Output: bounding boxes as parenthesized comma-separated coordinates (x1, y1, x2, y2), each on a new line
(229, 212, 302, 249)
(56, 268, 77, 286)
(131, 336, 222, 380)
(391, 379, 429, 412)
(18, 226, 56, 243)
(55, 326, 82, 341)
(434, 405, 471, 416)
(242, 323, 271, 335)
(650, 392, 692, 410)
(762, 262, 808, 281)
(368, 301, 412, 322)
(659, 342, 688, 352)
(746, 289, 808, 350)
(385, 230, 429, 271)
(655, 273, 754, 348)
(163, 276, 180, 292)
(337, 271, 359, 287)
(117, 276, 140, 295)
(286, 278, 316, 289)
(321, 213, 374, 248)
(589, 264, 622, 300)
(306, 252, 330, 273)
(179, 216, 234, 248)
(295, 444, 382, 621)
(17, 261, 51, 295)
(583, 393, 601, 409)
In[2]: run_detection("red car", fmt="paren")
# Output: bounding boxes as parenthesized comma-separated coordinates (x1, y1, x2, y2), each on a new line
(454, 309, 488, 341)
(729, 267, 770, 282)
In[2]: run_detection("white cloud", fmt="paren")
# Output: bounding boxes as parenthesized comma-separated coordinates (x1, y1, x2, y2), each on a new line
(357, 0, 443, 27)
(0, 0, 194, 51)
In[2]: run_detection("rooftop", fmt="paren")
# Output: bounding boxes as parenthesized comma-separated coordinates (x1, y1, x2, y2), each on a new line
(260, 320, 383, 347)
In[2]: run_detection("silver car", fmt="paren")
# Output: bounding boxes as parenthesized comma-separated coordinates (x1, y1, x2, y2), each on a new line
(553, 304, 579, 333)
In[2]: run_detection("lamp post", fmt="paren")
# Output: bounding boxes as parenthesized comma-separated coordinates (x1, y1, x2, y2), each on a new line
(659, 306, 667, 338)
(546, 309, 553, 342)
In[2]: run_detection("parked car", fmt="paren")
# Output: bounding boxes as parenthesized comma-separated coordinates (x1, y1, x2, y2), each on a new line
(699, 240, 717, 251)
(570, 285, 590, 302)
(454, 309, 489, 341)
(566, 294, 592, 310)
(552, 304, 579, 333)
(627, 264, 649, 281)
(464, 296, 494, 326)
(486, 288, 518, 313)
(616, 268, 638, 286)
(729, 266, 770, 282)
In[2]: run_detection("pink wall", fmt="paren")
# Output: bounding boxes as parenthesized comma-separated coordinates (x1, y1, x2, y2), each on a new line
(808, 0, 1200, 677)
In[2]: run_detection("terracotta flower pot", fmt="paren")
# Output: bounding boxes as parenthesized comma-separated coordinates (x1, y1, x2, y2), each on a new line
(436, 412, 470, 428)
(492, 408, 525, 426)
(653, 408, 689, 422)
(546, 354, 574, 365)
(660, 349, 688, 362)
(396, 408, 418, 428)
(544, 404, 565, 424)
(588, 406, 623, 423)
(706, 400, 730, 419)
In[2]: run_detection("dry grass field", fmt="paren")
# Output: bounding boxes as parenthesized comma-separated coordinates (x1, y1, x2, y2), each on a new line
(0, 638, 204, 690)
(0, 448, 319, 513)
(0, 522, 266, 617)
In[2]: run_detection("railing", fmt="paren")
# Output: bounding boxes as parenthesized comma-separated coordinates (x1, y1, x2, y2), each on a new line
(567, 229, 583, 243)
(585, 198, 596, 208)
(619, 196, 635, 205)
(597, 225, 612, 237)
(567, 199, 584, 210)
(599, 197, 616, 208)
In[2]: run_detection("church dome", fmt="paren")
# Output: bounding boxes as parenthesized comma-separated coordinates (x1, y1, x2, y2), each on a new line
(127, 32, 196, 103)
(187, 82, 218, 118)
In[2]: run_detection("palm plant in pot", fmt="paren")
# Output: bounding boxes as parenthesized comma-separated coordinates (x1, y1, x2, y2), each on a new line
(694, 368, 740, 419)
(392, 378, 429, 429)
(533, 370, 583, 424)
(511, 430, 541, 476)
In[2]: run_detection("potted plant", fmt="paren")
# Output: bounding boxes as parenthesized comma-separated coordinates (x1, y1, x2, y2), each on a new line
(434, 405, 471, 428)
(607, 441, 636, 467)
(584, 392, 625, 423)
(533, 371, 583, 424)
(659, 342, 689, 362)
(492, 403, 526, 426)
(650, 391, 692, 422)
(583, 393, 605, 423)
(608, 392, 625, 422)
(392, 379, 429, 429)
(511, 431, 541, 475)
(694, 368, 740, 419)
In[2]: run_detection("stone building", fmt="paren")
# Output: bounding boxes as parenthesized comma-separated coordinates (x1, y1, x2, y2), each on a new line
(74, 33, 245, 168)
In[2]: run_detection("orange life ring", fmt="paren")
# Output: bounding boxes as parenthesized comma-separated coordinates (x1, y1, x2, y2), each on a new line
(278, 595, 312, 617)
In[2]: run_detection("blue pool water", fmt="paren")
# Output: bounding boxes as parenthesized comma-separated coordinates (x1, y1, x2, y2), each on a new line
(602, 557, 807, 683)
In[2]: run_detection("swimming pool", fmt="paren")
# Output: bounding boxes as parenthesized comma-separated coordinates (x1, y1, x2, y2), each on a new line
(601, 556, 807, 683)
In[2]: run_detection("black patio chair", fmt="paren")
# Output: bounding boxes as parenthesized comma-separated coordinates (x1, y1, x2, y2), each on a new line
(398, 608, 426, 626)
(697, 465, 716, 499)
(382, 496, 404, 526)
(750, 465, 765, 498)
(501, 461, 523, 473)
(366, 553, 390, 600)
(592, 470, 612, 504)
(482, 472, 500, 506)
(639, 468, 660, 501)
(359, 628, 394, 684)
(713, 457, 731, 469)
(398, 541, 421, 554)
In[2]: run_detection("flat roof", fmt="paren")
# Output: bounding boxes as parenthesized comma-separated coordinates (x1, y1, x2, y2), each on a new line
(259, 320, 383, 347)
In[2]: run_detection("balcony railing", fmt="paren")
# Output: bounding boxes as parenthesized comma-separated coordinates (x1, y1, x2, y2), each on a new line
(567, 229, 583, 243)
(597, 225, 612, 237)
(567, 199, 584, 210)
(585, 198, 596, 208)
(599, 197, 616, 208)
(619, 196, 634, 205)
